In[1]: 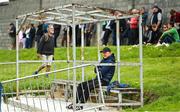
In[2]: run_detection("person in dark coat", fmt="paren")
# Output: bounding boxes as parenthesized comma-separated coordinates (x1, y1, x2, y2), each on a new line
(35, 22, 44, 47)
(67, 47, 116, 110)
(8, 23, 16, 49)
(33, 24, 54, 77)
(53, 24, 61, 47)
(29, 24, 36, 48)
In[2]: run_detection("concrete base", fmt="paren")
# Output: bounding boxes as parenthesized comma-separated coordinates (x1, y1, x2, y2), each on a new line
(1, 96, 119, 112)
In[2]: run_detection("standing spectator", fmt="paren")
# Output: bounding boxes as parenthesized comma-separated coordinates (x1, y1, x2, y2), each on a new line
(76, 25, 82, 46)
(29, 24, 36, 48)
(18, 28, 23, 48)
(25, 24, 31, 48)
(43, 22, 48, 33)
(18, 26, 26, 49)
(101, 20, 114, 46)
(101, 10, 115, 46)
(140, 7, 148, 35)
(33, 24, 55, 77)
(85, 23, 95, 46)
(128, 9, 139, 45)
(150, 5, 162, 32)
(170, 9, 180, 36)
(35, 22, 44, 47)
(170, 9, 180, 24)
(61, 26, 72, 47)
(53, 24, 61, 48)
(8, 23, 16, 49)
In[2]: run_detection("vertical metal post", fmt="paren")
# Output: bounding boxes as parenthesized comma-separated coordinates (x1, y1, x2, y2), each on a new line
(72, 4, 77, 112)
(95, 66, 105, 104)
(81, 25, 85, 81)
(132, 0, 135, 9)
(16, 19, 19, 100)
(67, 26, 70, 80)
(116, 20, 120, 83)
(139, 15, 144, 107)
(39, 0, 43, 10)
(97, 22, 101, 62)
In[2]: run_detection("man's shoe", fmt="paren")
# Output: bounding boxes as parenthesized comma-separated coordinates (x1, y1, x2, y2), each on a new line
(66, 104, 83, 110)
(33, 71, 38, 78)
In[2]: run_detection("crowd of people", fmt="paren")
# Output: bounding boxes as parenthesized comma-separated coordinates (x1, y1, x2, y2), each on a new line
(8, 5, 180, 50)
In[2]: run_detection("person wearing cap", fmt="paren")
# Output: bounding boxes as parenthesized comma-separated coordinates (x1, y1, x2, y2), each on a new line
(67, 47, 116, 110)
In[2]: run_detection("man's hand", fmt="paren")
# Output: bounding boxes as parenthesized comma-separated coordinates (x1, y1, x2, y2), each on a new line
(37, 54, 42, 59)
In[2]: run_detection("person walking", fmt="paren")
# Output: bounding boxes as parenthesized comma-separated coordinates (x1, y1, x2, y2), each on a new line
(33, 24, 55, 77)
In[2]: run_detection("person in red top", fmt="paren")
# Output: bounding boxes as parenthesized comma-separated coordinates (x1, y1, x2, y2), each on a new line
(170, 9, 180, 23)
(170, 9, 180, 35)
(128, 9, 139, 45)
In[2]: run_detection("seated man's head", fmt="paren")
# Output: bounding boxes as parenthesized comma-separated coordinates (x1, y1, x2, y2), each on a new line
(170, 9, 176, 16)
(168, 22, 174, 29)
(162, 24, 168, 31)
(100, 47, 112, 58)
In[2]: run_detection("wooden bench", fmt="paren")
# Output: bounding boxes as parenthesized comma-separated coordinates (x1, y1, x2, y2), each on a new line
(97, 86, 140, 110)
(51, 80, 141, 109)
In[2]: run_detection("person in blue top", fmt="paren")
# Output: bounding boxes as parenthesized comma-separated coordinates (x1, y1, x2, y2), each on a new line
(67, 47, 116, 110)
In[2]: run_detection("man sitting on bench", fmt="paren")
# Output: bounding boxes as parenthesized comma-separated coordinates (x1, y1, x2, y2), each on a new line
(67, 47, 116, 110)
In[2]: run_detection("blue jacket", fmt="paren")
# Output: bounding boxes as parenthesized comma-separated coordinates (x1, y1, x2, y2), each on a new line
(95, 54, 116, 84)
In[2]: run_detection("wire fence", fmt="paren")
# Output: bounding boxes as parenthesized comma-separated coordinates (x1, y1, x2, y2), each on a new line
(1, 63, 106, 112)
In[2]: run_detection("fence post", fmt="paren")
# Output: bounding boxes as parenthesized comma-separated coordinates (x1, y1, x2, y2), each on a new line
(0, 83, 3, 112)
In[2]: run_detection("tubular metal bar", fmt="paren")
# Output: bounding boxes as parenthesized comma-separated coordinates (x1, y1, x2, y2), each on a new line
(81, 25, 85, 81)
(97, 22, 101, 62)
(72, 4, 77, 112)
(67, 26, 70, 80)
(139, 15, 144, 107)
(1, 64, 92, 84)
(116, 20, 120, 83)
(95, 66, 105, 104)
(16, 16, 28, 35)
(16, 18, 19, 100)
(1, 62, 141, 84)
(105, 102, 142, 106)
(17, 4, 72, 19)
(0, 60, 141, 66)
(72, 15, 138, 26)
(46, 21, 69, 26)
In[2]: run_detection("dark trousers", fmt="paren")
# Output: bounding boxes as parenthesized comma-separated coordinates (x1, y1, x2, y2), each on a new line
(25, 38, 31, 48)
(161, 36, 175, 44)
(36, 35, 42, 48)
(129, 29, 139, 45)
(112, 29, 116, 46)
(76, 78, 108, 103)
(102, 29, 112, 46)
(54, 34, 59, 47)
(85, 32, 92, 46)
(29, 36, 35, 48)
(178, 28, 180, 37)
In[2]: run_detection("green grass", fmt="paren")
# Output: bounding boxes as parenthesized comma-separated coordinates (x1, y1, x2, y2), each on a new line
(1, 43, 180, 111)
